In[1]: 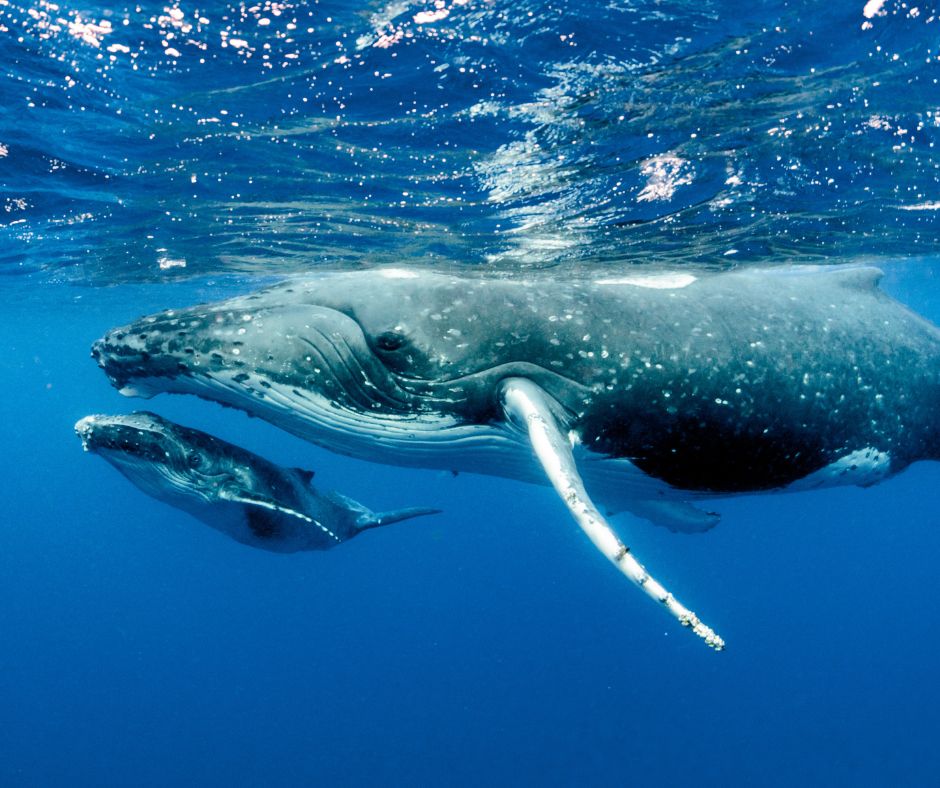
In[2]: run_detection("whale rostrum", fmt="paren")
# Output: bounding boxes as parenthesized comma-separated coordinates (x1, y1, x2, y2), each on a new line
(91, 266, 940, 650)
(76, 411, 440, 552)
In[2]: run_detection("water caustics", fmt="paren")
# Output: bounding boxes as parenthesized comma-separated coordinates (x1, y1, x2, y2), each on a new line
(2, 0, 940, 281)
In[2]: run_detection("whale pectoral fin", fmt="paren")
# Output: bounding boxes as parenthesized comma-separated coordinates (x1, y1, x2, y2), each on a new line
(629, 499, 721, 534)
(220, 490, 343, 544)
(220, 489, 305, 517)
(219, 490, 314, 524)
(356, 507, 442, 531)
(498, 377, 724, 651)
(244, 506, 284, 539)
(220, 491, 312, 540)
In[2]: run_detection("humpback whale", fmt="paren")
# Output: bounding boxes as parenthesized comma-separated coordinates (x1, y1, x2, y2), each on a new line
(92, 266, 940, 649)
(75, 411, 439, 552)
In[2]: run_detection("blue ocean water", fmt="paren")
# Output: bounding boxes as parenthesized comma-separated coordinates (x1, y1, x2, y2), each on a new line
(2, 0, 940, 785)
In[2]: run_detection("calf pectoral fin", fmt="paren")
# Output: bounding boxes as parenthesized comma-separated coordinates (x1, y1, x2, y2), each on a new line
(629, 499, 721, 534)
(219, 489, 313, 523)
(498, 377, 724, 651)
(219, 489, 341, 543)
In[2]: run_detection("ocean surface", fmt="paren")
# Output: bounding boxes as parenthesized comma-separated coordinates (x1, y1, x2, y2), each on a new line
(2, 0, 940, 785)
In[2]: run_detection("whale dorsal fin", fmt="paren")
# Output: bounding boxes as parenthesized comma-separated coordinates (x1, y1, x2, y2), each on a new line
(760, 265, 883, 290)
(827, 266, 883, 291)
(741, 265, 884, 292)
(293, 468, 315, 484)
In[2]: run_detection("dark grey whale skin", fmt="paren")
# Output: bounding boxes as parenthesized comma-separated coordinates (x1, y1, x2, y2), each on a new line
(92, 266, 940, 495)
(76, 411, 439, 553)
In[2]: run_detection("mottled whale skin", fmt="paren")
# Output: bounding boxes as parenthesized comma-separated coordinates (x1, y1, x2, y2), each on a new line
(75, 411, 439, 553)
(92, 266, 940, 505)
(90, 266, 940, 648)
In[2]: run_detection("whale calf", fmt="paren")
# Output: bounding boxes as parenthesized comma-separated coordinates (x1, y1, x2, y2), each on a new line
(75, 412, 440, 553)
(92, 266, 940, 649)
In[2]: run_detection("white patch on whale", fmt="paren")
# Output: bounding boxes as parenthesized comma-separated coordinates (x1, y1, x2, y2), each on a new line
(378, 268, 421, 279)
(787, 447, 892, 491)
(593, 273, 697, 289)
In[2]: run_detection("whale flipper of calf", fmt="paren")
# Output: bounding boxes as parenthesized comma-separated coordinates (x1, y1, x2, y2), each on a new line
(75, 412, 440, 552)
(92, 266, 940, 649)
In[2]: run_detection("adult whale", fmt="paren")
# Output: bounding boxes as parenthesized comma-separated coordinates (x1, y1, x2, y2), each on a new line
(75, 411, 439, 552)
(92, 266, 940, 649)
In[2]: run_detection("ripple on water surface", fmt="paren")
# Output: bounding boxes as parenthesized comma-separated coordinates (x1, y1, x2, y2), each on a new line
(1, 0, 939, 281)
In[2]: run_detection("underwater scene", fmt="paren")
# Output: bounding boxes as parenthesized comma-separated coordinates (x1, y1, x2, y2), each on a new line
(2, 0, 940, 785)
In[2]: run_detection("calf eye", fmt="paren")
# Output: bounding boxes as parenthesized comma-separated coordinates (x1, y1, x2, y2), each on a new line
(187, 453, 202, 469)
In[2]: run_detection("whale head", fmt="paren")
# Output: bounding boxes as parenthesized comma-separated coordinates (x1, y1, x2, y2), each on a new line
(75, 411, 259, 507)
(91, 269, 587, 467)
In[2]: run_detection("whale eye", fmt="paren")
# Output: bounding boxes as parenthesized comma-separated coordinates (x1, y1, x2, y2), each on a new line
(375, 330, 407, 352)
(187, 453, 203, 469)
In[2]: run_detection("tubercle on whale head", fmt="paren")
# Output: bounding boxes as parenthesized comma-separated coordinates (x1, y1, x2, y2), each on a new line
(73, 411, 247, 489)
(74, 414, 103, 452)
(89, 269, 610, 460)
(89, 276, 596, 450)
(89, 294, 295, 403)
(91, 324, 192, 396)
(88, 292, 459, 442)
(73, 411, 183, 465)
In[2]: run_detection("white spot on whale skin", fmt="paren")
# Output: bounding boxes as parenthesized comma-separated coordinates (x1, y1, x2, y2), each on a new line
(594, 273, 697, 289)
(788, 447, 892, 491)
(118, 384, 157, 399)
(378, 268, 420, 279)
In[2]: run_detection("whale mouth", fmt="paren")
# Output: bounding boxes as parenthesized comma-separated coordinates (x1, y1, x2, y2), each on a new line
(73, 412, 178, 462)
(75, 415, 100, 451)
(91, 335, 181, 397)
(89, 301, 477, 453)
(88, 286, 593, 474)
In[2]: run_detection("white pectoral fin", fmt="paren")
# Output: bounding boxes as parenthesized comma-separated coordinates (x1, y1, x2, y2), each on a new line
(219, 489, 313, 522)
(498, 377, 724, 651)
(219, 491, 343, 542)
(219, 490, 342, 543)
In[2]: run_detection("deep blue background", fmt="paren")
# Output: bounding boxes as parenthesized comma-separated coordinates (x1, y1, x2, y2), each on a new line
(0, 265, 938, 787)
(3, 0, 940, 784)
